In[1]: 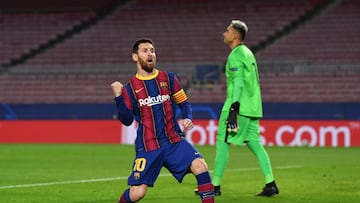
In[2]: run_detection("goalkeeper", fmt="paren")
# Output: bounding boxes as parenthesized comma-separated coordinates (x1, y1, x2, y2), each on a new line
(203, 20, 279, 197)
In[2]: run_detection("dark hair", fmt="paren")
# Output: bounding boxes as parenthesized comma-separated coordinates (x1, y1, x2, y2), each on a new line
(132, 38, 154, 53)
(233, 26, 246, 40)
(231, 20, 248, 41)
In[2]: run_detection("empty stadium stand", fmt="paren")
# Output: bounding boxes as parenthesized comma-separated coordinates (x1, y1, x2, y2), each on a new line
(0, 74, 118, 103)
(4, 0, 318, 66)
(1, 0, 359, 105)
(1, 70, 358, 104)
(188, 71, 360, 103)
(0, 12, 96, 65)
(257, 0, 360, 65)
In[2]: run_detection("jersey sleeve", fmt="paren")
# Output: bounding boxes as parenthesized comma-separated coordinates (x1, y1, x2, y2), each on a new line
(170, 72, 193, 120)
(114, 87, 134, 126)
(228, 52, 244, 104)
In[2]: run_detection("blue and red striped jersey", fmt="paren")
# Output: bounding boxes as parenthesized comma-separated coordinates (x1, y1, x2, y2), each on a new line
(115, 69, 192, 152)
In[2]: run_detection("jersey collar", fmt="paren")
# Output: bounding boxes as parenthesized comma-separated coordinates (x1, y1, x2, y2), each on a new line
(136, 69, 159, 80)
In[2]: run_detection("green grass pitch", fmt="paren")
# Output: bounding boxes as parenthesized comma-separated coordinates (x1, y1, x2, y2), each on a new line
(0, 144, 359, 203)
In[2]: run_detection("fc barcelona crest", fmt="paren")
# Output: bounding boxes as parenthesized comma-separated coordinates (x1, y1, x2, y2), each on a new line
(160, 82, 168, 89)
(134, 172, 140, 180)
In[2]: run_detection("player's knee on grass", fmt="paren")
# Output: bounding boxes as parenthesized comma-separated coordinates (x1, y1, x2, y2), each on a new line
(130, 185, 147, 202)
(190, 158, 209, 175)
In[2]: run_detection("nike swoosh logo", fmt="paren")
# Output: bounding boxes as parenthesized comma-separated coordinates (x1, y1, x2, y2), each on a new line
(135, 87, 144, 93)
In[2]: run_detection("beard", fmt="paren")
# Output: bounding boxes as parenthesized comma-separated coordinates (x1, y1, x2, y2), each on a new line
(223, 37, 230, 45)
(139, 57, 155, 73)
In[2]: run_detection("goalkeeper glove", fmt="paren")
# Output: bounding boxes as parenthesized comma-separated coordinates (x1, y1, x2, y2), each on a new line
(226, 102, 239, 132)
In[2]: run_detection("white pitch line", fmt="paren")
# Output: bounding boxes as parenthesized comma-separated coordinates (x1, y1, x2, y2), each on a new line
(0, 165, 302, 190)
(227, 165, 303, 172)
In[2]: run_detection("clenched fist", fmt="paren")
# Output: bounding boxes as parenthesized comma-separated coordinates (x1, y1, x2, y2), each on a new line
(111, 81, 123, 97)
(182, 118, 193, 130)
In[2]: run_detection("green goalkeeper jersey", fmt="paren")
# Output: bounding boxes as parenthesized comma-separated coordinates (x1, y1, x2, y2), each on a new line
(223, 44, 263, 118)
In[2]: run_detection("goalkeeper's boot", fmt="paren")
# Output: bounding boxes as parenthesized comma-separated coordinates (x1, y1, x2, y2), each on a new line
(194, 185, 221, 196)
(256, 181, 279, 197)
(214, 185, 221, 196)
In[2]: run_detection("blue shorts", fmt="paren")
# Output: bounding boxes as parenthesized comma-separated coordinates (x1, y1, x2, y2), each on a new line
(127, 139, 203, 187)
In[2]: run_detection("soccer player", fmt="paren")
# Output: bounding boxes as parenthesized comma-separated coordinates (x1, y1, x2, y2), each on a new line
(111, 38, 215, 203)
(203, 20, 279, 196)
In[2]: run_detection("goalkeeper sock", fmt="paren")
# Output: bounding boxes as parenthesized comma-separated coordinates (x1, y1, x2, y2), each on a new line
(247, 140, 274, 184)
(118, 188, 134, 203)
(196, 172, 215, 203)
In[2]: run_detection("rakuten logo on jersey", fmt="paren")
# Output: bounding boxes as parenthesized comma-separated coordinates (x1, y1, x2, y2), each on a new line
(138, 95, 170, 107)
